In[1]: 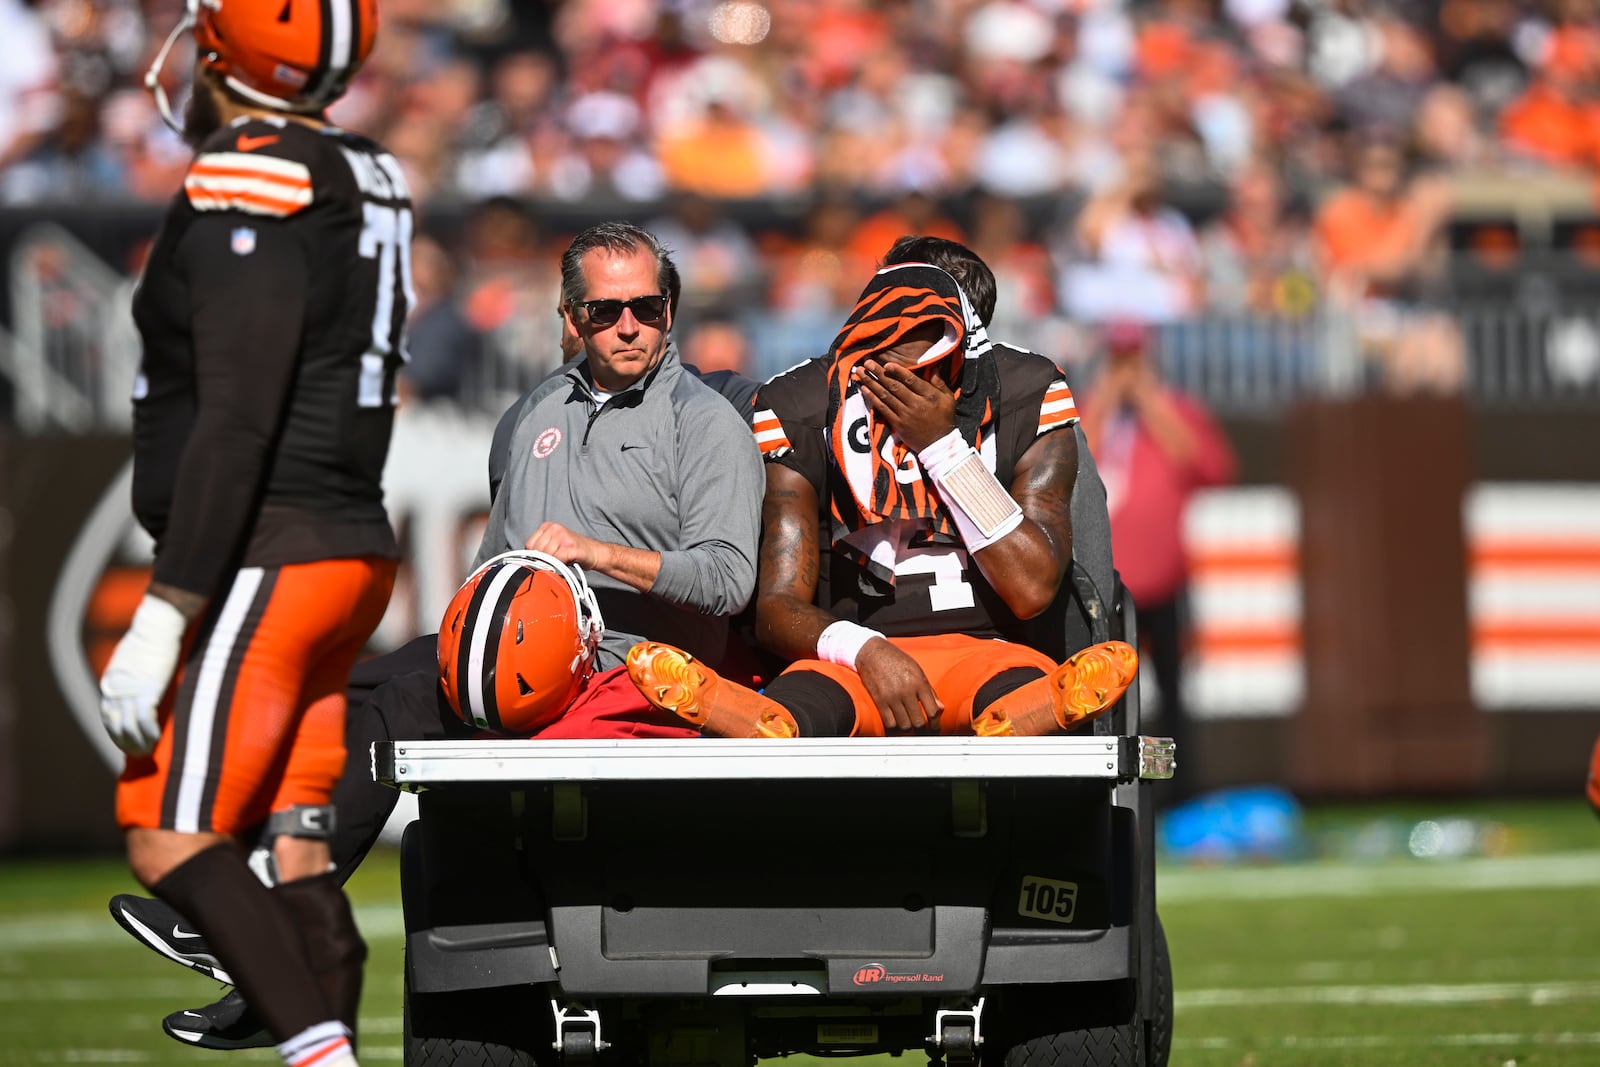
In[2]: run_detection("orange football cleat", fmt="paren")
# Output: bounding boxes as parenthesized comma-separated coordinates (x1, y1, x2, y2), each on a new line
(627, 642, 799, 738)
(971, 640, 1140, 737)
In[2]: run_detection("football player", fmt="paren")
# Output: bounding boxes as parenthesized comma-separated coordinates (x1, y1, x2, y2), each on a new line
(98, 2, 405, 1065)
(108, 221, 765, 1046)
(628, 255, 1140, 737)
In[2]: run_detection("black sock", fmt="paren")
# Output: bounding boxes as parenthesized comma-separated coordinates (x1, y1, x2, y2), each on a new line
(973, 667, 1048, 717)
(273, 872, 366, 1035)
(762, 670, 857, 736)
(151, 844, 334, 1042)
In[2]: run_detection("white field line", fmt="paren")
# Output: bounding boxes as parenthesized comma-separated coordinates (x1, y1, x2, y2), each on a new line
(1159, 850, 1600, 902)
(1176, 1031, 1600, 1050)
(1177, 978, 1600, 1009)
(7, 852, 1592, 953)
(0, 904, 404, 952)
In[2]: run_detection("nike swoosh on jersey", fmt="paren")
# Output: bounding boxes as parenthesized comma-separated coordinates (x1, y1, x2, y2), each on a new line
(185, 152, 313, 217)
(235, 133, 280, 152)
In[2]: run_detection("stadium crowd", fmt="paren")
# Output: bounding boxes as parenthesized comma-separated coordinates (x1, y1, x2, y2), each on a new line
(3, 0, 1599, 395)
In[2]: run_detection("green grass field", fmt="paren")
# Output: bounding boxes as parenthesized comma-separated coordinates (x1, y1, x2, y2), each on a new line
(3, 797, 1597, 1067)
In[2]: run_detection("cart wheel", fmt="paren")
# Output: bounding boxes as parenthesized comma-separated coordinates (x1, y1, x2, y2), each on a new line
(987, 982, 1142, 1067)
(1147, 915, 1173, 1067)
(403, 995, 541, 1067)
(402, 951, 546, 1067)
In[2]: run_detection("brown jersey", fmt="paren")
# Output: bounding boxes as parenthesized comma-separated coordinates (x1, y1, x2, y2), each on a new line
(130, 116, 411, 597)
(752, 345, 1078, 638)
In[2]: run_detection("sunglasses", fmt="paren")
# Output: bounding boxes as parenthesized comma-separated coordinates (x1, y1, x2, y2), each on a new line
(571, 294, 669, 327)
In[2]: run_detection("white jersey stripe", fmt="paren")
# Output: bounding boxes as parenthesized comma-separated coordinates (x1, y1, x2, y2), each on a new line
(173, 568, 264, 833)
(186, 195, 301, 218)
(186, 174, 314, 205)
(192, 152, 313, 181)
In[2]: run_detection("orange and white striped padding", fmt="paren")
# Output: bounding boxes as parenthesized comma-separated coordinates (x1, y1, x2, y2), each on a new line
(1467, 483, 1600, 709)
(1181, 487, 1303, 719)
(184, 152, 313, 217)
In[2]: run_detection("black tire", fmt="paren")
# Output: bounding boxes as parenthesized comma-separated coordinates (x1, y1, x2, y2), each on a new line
(1147, 915, 1173, 1067)
(402, 953, 545, 1067)
(988, 980, 1142, 1067)
(404, 1005, 538, 1067)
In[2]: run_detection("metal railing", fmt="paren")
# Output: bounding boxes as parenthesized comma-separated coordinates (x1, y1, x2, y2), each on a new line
(7, 222, 138, 432)
(3, 224, 1598, 434)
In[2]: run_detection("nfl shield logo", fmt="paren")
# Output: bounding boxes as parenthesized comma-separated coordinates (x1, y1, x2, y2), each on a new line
(231, 227, 257, 256)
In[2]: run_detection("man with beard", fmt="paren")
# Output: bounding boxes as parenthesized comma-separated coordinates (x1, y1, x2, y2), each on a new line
(107, 218, 766, 1047)
(96, 3, 400, 1067)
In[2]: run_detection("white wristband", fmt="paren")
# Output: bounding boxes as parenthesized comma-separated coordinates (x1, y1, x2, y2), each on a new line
(816, 620, 884, 669)
(917, 430, 1024, 551)
(917, 428, 969, 478)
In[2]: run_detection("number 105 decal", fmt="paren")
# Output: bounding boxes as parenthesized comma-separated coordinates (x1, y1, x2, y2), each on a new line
(1018, 876, 1079, 924)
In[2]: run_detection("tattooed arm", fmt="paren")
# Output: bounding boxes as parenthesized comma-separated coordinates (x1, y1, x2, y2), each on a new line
(754, 463, 945, 731)
(971, 427, 1078, 620)
(752, 464, 835, 662)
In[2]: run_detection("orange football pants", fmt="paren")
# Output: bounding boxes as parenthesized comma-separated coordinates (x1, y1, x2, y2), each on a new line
(117, 557, 396, 835)
(778, 633, 1057, 737)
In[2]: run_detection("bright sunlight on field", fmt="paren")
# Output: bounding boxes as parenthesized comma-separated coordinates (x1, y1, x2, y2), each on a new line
(2, 798, 1596, 1067)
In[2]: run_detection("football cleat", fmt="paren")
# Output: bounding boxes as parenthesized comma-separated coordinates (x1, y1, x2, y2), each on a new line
(971, 640, 1140, 737)
(626, 642, 799, 738)
(109, 894, 232, 984)
(163, 989, 272, 1050)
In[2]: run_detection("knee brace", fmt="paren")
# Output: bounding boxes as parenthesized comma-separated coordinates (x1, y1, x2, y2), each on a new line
(267, 804, 337, 840)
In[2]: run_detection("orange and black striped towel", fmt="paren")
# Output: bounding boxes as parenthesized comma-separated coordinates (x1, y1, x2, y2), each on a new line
(824, 262, 1000, 584)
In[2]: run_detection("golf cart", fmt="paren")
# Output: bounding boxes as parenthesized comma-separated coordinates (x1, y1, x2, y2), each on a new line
(374, 565, 1175, 1066)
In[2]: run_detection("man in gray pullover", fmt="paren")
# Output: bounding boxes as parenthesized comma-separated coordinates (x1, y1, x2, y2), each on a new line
(483, 225, 760, 653)
(466, 220, 764, 734)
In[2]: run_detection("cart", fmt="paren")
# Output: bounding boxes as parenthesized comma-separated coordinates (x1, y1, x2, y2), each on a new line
(375, 571, 1175, 1067)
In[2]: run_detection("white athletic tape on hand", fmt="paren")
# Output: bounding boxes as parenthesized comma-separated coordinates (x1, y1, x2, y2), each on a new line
(918, 429, 1024, 551)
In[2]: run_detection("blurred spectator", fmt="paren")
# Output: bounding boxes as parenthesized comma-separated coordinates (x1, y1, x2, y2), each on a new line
(4, 0, 1600, 215)
(681, 313, 752, 376)
(1199, 157, 1315, 317)
(455, 49, 561, 199)
(1336, 14, 1438, 135)
(1413, 81, 1498, 172)
(99, 86, 188, 201)
(966, 193, 1058, 343)
(458, 195, 558, 396)
(766, 192, 872, 315)
(1061, 148, 1206, 323)
(656, 56, 777, 198)
(1078, 321, 1236, 803)
(2, 85, 123, 204)
(1313, 133, 1466, 393)
(546, 90, 665, 202)
(0, 0, 62, 182)
(846, 187, 966, 267)
(648, 190, 766, 320)
(1498, 23, 1600, 171)
(400, 234, 487, 405)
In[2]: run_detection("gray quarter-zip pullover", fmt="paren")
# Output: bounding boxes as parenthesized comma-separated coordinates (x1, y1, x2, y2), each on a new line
(474, 348, 763, 669)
